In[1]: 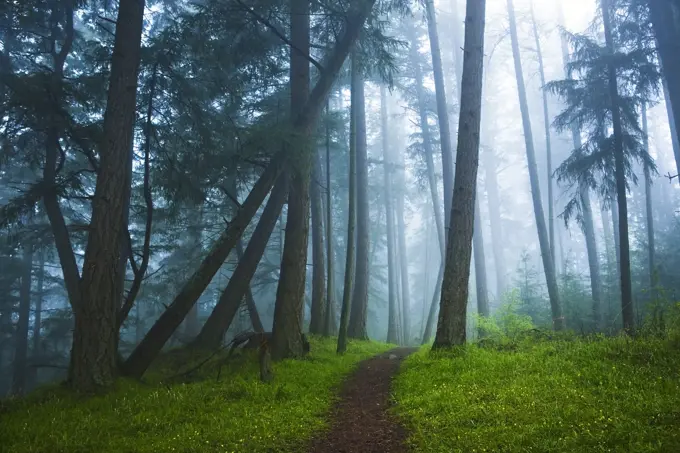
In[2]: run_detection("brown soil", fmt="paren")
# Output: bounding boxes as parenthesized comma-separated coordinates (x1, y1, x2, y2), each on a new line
(307, 347, 418, 453)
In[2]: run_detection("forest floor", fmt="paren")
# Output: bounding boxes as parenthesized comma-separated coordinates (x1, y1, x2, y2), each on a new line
(308, 347, 418, 453)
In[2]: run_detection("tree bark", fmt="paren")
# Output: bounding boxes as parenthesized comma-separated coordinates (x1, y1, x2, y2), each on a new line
(433, 0, 487, 348)
(473, 197, 489, 317)
(12, 243, 32, 395)
(506, 0, 564, 331)
(642, 102, 656, 297)
(309, 148, 326, 335)
(237, 241, 265, 333)
(347, 52, 370, 341)
(68, 0, 145, 392)
(324, 102, 338, 336)
(395, 149, 412, 343)
(662, 81, 680, 177)
(649, 0, 680, 179)
(601, 0, 635, 332)
(424, 0, 455, 233)
(337, 50, 358, 354)
(270, 0, 312, 360)
(29, 248, 45, 387)
(194, 175, 288, 349)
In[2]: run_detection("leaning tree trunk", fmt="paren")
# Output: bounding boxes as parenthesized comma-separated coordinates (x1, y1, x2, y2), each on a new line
(237, 241, 265, 333)
(271, 0, 312, 360)
(424, 0, 455, 232)
(557, 0, 602, 328)
(433, 0, 487, 348)
(122, 0, 375, 377)
(601, 0, 635, 333)
(380, 85, 400, 345)
(649, 0, 680, 179)
(347, 53, 370, 341)
(309, 147, 326, 335)
(506, 0, 564, 331)
(407, 21, 446, 343)
(11, 243, 32, 396)
(194, 175, 289, 349)
(337, 50, 359, 354)
(70, 0, 145, 392)
(662, 81, 680, 177)
(530, 0, 556, 272)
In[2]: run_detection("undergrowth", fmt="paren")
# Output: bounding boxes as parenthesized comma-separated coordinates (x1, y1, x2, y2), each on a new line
(394, 302, 680, 453)
(0, 336, 391, 453)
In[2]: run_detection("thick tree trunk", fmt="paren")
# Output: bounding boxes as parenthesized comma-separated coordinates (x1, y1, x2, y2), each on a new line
(69, 0, 145, 391)
(642, 102, 656, 297)
(309, 148, 326, 335)
(380, 85, 399, 345)
(506, 0, 564, 331)
(649, 0, 680, 179)
(557, 0, 602, 328)
(424, 0, 455, 232)
(433, 0, 486, 348)
(271, 0, 312, 360)
(11, 244, 32, 395)
(337, 51, 359, 354)
(601, 0, 635, 332)
(347, 54, 370, 341)
(194, 175, 288, 349)
(530, 1, 556, 271)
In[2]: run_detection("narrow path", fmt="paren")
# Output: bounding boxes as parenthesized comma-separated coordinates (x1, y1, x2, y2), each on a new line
(308, 347, 418, 453)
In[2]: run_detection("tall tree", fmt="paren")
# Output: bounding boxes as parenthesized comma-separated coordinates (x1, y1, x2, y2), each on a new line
(381, 85, 400, 345)
(11, 242, 32, 395)
(309, 148, 326, 335)
(642, 102, 656, 296)
(506, 0, 564, 331)
(601, 0, 635, 332)
(473, 199, 489, 317)
(324, 102, 338, 336)
(395, 140, 412, 343)
(433, 0, 487, 348)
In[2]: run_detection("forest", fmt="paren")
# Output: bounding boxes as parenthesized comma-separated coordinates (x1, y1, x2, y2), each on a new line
(1, 0, 680, 451)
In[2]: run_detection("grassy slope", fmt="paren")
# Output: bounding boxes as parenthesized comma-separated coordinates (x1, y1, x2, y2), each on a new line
(394, 335, 680, 453)
(0, 336, 391, 453)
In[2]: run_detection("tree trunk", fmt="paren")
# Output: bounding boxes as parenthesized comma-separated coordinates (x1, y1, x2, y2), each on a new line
(649, 0, 680, 179)
(324, 102, 338, 336)
(184, 209, 204, 340)
(395, 152, 412, 344)
(473, 198, 489, 317)
(601, 0, 635, 332)
(69, 0, 145, 392)
(237, 241, 265, 333)
(194, 175, 288, 349)
(424, 0, 455, 232)
(642, 102, 656, 297)
(347, 53, 370, 341)
(380, 85, 400, 345)
(433, 0, 487, 348)
(530, 1, 556, 272)
(662, 81, 680, 177)
(12, 243, 32, 395)
(29, 249, 45, 387)
(337, 50, 359, 354)
(309, 147, 326, 335)
(557, 0, 602, 329)
(506, 0, 564, 331)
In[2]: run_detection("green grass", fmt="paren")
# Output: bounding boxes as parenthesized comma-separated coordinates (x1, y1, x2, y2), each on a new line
(0, 336, 391, 453)
(393, 334, 680, 453)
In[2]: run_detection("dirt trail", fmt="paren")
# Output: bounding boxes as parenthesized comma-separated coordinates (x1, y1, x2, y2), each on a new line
(307, 347, 418, 453)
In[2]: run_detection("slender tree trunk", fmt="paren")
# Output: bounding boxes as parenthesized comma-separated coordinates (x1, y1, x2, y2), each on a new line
(184, 210, 204, 340)
(380, 85, 400, 345)
(194, 175, 288, 349)
(649, 0, 680, 179)
(309, 148, 326, 334)
(662, 81, 680, 177)
(557, 0, 602, 329)
(337, 51, 359, 354)
(424, 0, 455, 232)
(236, 241, 265, 333)
(642, 102, 656, 297)
(324, 102, 338, 336)
(433, 0, 487, 348)
(12, 244, 32, 395)
(506, 0, 564, 331)
(473, 198, 489, 317)
(395, 158, 412, 344)
(601, 0, 634, 332)
(530, 1, 556, 271)
(347, 53, 370, 341)
(29, 249, 45, 386)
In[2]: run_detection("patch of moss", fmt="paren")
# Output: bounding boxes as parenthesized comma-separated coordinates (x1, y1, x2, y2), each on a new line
(0, 336, 391, 453)
(393, 335, 680, 453)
